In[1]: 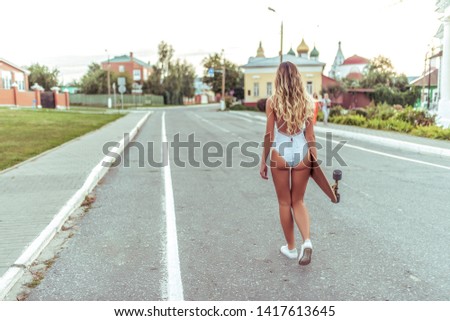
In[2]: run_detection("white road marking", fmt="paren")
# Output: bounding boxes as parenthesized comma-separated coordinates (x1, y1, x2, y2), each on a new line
(230, 112, 450, 171)
(193, 113, 231, 133)
(227, 112, 254, 123)
(162, 112, 184, 301)
(315, 136, 450, 171)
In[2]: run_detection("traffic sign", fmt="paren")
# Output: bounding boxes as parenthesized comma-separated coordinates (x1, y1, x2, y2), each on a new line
(118, 85, 126, 94)
(208, 68, 214, 77)
(118, 77, 126, 86)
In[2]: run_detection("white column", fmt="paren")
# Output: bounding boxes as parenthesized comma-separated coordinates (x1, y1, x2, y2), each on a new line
(438, 8, 450, 127)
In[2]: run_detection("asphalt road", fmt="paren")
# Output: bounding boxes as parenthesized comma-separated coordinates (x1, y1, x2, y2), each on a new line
(26, 106, 450, 300)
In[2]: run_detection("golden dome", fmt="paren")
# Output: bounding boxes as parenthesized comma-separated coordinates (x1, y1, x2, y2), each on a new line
(256, 41, 265, 58)
(297, 38, 309, 55)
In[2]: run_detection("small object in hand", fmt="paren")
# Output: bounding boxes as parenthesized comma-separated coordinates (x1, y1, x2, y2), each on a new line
(332, 169, 342, 203)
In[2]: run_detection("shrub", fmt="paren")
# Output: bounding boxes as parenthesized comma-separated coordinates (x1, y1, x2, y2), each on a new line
(349, 107, 368, 118)
(365, 118, 413, 133)
(224, 96, 234, 109)
(257, 98, 267, 112)
(317, 111, 324, 122)
(329, 105, 344, 117)
(410, 126, 450, 140)
(394, 107, 436, 126)
(229, 104, 258, 112)
(366, 103, 396, 120)
(331, 115, 366, 126)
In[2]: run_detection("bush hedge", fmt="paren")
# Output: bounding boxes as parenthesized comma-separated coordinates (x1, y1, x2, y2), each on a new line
(326, 104, 449, 140)
(257, 98, 267, 112)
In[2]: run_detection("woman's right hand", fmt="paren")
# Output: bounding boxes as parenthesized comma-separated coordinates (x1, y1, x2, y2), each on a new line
(260, 161, 268, 180)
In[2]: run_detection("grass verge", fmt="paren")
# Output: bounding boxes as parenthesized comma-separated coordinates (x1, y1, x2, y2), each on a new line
(0, 108, 123, 171)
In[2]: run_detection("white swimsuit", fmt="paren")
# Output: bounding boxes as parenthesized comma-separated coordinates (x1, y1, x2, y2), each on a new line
(272, 122, 308, 167)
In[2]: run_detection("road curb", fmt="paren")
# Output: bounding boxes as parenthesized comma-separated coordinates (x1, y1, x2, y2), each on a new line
(229, 111, 450, 158)
(0, 111, 152, 300)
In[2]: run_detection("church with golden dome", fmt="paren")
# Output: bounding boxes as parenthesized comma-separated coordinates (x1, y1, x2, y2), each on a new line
(241, 38, 325, 106)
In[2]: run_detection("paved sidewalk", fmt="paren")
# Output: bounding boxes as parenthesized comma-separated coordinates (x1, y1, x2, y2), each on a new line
(315, 122, 450, 151)
(0, 112, 150, 285)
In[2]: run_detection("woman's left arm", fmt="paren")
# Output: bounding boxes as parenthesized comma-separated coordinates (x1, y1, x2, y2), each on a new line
(304, 118, 317, 160)
(260, 99, 275, 179)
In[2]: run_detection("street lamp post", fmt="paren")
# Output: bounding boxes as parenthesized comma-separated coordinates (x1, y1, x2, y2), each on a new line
(221, 49, 226, 111)
(427, 46, 434, 110)
(268, 7, 283, 64)
(105, 49, 112, 108)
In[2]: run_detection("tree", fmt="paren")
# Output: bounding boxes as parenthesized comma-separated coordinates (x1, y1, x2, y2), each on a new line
(201, 53, 243, 96)
(163, 59, 196, 105)
(145, 42, 195, 104)
(79, 63, 132, 94)
(28, 63, 59, 91)
(360, 55, 395, 88)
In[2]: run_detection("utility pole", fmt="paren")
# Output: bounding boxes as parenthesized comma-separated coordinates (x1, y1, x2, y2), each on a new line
(106, 49, 112, 108)
(280, 21, 283, 64)
(268, 7, 283, 64)
(221, 49, 226, 110)
(427, 46, 434, 110)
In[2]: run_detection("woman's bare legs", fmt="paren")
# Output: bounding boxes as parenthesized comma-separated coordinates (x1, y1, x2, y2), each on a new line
(270, 151, 295, 250)
(291, 166, 311, 241)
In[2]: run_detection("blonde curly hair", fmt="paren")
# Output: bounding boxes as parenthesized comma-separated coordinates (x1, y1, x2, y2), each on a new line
(271, 61, 313, 134)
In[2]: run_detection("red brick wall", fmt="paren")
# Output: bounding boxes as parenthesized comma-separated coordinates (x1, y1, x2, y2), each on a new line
(0, 89, 14, 105)
(16, 91, 35, 106)
(0, 88, 42, 107)
(56, 93, 68, 107)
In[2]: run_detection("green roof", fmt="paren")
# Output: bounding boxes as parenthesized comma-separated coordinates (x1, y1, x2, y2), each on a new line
(287, 48, 296, 56)
(102, 55, 151, 68)
(241, 54, 325, 68)
(310, 46, 319, 57)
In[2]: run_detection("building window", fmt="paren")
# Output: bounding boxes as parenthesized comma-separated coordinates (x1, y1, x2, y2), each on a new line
(1, 71, 12, 89)
(133, 69, 141, 81)
(247, 90, 251, 96)
(15, 72, 25, 90)
(253, 82, 259, 97)
(119, 65, 125, 73)
(267, 82, 272, 96)
(306, 81, 313, 95)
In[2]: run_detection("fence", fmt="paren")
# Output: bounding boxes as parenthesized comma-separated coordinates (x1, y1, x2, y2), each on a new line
(0, 88, 69, 108)
(70, 94, 164, 107)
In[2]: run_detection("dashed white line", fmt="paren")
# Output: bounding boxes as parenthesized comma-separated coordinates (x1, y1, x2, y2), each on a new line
(225, 111, 450, 171)
(162, 111, 184, 301)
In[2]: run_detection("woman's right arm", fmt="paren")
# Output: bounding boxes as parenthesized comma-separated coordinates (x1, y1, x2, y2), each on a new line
(260, 99, 275, 179)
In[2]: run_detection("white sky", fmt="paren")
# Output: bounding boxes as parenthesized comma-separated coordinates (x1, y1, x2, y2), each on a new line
(1, 0, 441, 84)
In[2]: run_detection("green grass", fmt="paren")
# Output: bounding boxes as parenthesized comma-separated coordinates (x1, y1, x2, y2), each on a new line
(0, 109, 123, 171)
(68, 106, 110, 113)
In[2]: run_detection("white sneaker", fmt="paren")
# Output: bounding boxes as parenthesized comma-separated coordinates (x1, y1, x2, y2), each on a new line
(298, 239, 313, 265)
(280, 245, 298, 259)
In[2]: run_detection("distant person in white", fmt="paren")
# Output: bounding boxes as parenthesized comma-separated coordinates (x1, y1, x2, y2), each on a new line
(321, 93, 331, 125)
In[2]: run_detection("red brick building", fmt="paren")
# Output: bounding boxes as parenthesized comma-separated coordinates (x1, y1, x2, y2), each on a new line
(322, 75, 373, 108)
(0, 58, 30, 91)
(0, 57, 69, 108)
(101, 52, 152, 86)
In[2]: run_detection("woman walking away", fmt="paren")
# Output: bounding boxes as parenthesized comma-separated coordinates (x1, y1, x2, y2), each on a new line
(321, 93, 331, 125)
(259, 61, 317, 266)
